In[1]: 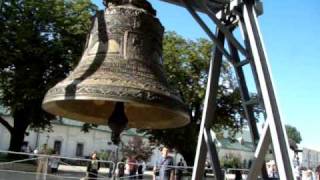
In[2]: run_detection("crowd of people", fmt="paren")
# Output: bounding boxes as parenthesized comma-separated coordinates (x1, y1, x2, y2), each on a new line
(265, 158, 320, 180)
(22, 142, 187, 180)
(118, 146, 185, 180)
(26, 143, 320, 180)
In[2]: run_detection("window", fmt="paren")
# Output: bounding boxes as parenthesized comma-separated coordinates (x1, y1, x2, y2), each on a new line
(53, 140, 62, 154)
(76, 143, 84, 157)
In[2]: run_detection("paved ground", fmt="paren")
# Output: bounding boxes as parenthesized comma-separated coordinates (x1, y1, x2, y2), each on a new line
(0, 170, 218, 180)
(0, 163, 217, 180)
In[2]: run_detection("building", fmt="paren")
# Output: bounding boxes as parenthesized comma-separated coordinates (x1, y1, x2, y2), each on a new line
(0, 106, 183, 166)
(301, 148, 320, 169)
(213, 129, 255, 168)
(0, 105, 256, 166)
(0, 106, 145, 158)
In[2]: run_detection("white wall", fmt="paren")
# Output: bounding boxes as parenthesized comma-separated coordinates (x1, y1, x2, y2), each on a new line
(0, 117, 141, 158)
(0, 116, 12, 150)
(301, 148, 320, 169)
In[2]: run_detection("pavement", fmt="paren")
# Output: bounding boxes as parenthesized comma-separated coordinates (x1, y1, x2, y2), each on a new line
(0, 163, 218, 180)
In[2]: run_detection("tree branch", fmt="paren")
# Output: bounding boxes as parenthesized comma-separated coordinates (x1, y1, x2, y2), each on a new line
(0, 116, 13, 134)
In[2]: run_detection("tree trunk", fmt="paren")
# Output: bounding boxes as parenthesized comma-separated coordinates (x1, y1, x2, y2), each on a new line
(8, 110, 30, 153)
(8, 126, 27, 152)
(177, 121, 198, 167)
(181, 148, 196, 168)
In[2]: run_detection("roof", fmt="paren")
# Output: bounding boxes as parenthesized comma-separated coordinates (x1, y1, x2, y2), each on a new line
(52, 118, 145, 137)
(219, 138, 254, 152)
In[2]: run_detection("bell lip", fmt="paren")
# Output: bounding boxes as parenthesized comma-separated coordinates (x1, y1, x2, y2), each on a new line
(42, 95, 190, 129)
(42, 95, 188, 112)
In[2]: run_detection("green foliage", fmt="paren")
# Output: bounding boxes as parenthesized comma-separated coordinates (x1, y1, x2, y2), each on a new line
(121, 136, 153, 161)
(0, 0, 97, 150)
(220, 153, 241, 169)
(141, 32, 246, 165)
(285, 124, 302, 144)
(81, 123, 98, 133)
(97, 150, 110, 161)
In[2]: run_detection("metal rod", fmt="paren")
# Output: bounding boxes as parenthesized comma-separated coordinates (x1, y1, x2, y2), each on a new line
(243, 98, 259, 106)
(227, 40, 260, 146)
(181, 0, 232, 60)
(191, 29, 225, 180)
(242, 3, 295, 179)
(238, 14, 264, 107)
(204, 128, 224, 180)
(247, 122, 272, 179)
(228, 26, 269, 180)
(234, 59, 250, 68)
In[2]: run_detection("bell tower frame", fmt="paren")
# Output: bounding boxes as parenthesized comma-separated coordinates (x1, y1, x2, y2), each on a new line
(160, 0, 295, 179)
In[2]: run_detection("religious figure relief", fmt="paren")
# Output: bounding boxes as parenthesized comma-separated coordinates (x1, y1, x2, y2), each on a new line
(124, 31, 151, 61)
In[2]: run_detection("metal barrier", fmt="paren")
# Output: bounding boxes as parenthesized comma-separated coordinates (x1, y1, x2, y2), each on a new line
(225, 168, 250, 180)
(0, 150, 252, 180)
(0, 150, 115, 180)
(114, 161, 197, 180)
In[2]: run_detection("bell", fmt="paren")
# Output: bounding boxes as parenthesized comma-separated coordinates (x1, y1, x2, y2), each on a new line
(42, 0, 189, 134)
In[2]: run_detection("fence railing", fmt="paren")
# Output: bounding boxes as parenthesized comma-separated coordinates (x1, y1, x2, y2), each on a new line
(0, 150, 255, 180)
(0, 150, 115, 180)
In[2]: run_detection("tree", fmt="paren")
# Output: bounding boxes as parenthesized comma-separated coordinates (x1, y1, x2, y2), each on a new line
(220, 153, 241, 169)
(141, 32, 245, 165)
(122, 136, 153, 161)
(285, 124, 302, 144)
(0, 0, 97, 152)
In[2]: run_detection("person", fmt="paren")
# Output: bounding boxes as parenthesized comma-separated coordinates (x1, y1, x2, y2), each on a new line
(107, 142, 117, 178)
(294, 165, 302, 180)
(36, 144, 50, 180)
(153, 146, 174, 180)
(127, 156, 138, 179)
(118, 158, 126, 178)
(270, 164, 279, 179)
(302, 169, 314, 180)
(87, 152, 100, 180)
(21, 143, 28, 152)
(175, 158, 184, 180)
(204, 160, 211, 177)
(316, 165, 320, 180)
(49, 151, 60, 174)
(137, 156, 145, 179)
(235, 170, 242, 180)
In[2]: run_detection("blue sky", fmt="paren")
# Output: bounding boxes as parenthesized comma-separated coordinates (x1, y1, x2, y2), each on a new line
(93, 0, 320, 150)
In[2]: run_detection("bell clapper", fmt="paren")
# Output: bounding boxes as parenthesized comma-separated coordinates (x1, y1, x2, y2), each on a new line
(108, 102, 128, 145)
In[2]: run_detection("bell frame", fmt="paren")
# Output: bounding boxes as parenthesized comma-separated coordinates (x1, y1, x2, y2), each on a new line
(160, 0, 295, 179)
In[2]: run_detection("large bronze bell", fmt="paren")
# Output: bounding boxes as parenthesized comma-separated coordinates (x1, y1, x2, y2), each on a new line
(42, 0, 189, 140)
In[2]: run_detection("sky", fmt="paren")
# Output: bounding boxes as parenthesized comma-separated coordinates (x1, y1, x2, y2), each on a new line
(93, 0, 320, 151)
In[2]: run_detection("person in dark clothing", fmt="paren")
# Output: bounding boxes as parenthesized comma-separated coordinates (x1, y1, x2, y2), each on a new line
(137, 157, 145, 179)
(316, 165, 320, 180)
(235, 170, 242, 180)
(128, 156, 137, 179)
(87, 152, 100, 180)
(204, 160, 211, 177)
(118, 158, 126, 178)
(175, 158, 184, 180)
